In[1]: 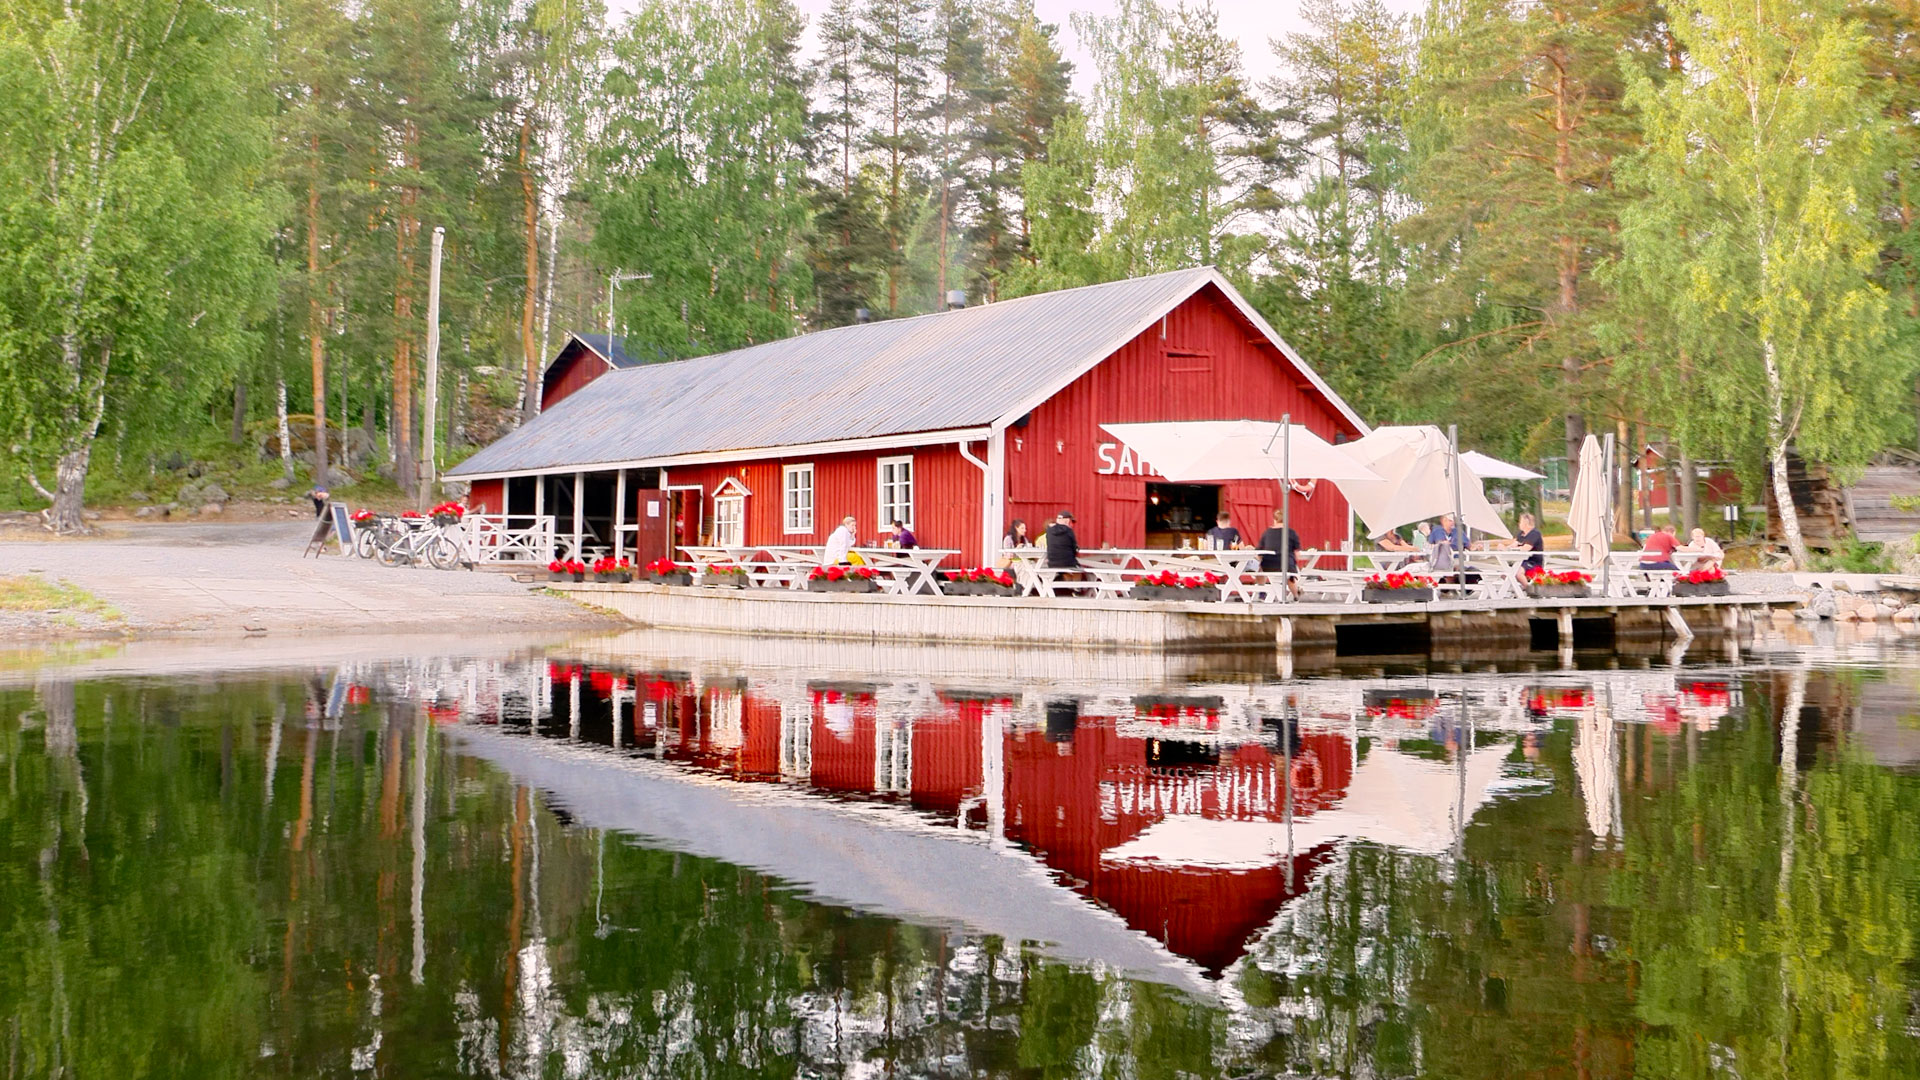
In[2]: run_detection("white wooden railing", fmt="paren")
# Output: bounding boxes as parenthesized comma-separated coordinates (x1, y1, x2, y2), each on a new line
(463, 513, 556, 565)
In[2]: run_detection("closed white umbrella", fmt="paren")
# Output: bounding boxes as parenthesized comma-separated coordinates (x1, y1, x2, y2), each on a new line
(1567, 434, 1609, 568)
(1332, 426, 1512, 540)
(1460, 450, 1545, 481)
(1572, 702, 1620, 842)
(1098, 420, 1380, 483)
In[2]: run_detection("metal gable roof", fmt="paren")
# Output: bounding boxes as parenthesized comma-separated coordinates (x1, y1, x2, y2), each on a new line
(570, 332, 640, 369)
(450, 268, 1366, 479)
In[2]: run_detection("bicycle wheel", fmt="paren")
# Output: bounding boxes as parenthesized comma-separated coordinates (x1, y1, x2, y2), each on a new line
(355, 529, 378, 559)
(426, 533, 460, 570)
(376, 536, 405, 567)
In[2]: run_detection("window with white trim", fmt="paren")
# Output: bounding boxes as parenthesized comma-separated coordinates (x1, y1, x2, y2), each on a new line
(877, 455, 913, 528)
(783, 464, 814, 533)
(713, 494, 745, 546)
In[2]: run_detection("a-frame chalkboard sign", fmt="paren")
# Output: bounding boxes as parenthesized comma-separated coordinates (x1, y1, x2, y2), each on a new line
(305, 502, 353, 558)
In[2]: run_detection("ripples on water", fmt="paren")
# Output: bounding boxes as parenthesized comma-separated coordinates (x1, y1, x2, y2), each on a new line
(3, 632, 1920, 1078)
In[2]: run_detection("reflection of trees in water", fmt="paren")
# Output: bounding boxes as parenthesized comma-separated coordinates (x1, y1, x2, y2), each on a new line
(6, 667, 1920, 1078)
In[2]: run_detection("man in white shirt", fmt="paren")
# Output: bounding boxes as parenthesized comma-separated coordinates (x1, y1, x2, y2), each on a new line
(824, 514, 858, 564)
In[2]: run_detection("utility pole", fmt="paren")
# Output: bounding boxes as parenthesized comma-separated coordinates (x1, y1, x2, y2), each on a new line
(419, 226, 445, 509)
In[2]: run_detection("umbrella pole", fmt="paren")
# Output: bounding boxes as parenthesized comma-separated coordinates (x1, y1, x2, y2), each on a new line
(1601, 432, 1616, 597)
(1281, 414, 1292, 605)
(1449, 424, 1465, 596)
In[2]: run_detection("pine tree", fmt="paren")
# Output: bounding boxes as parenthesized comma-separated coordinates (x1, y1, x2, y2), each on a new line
(859, 0, 934, 314)
(809, 0, 885, 325)
(966, 0, 1070, 299)
(1402, 0, 1661, 474)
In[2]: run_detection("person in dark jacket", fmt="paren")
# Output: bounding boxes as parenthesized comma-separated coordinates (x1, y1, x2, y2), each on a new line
(1257, 509, 1301, 599)
(1043, 510, 1080, 568)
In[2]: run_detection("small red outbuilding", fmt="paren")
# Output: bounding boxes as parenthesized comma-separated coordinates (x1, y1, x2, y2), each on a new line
(449, 267, 1369, 566)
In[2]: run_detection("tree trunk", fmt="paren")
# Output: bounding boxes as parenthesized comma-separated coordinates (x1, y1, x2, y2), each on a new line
(518, 114, 541, 422)
(393, 123, 419, 498)
(276, 379, 296, 483)
(48, 439, 95, 534)
(1767, 377, 1812, 569)
(1614, 419, 1632, 541)
(230, 382, 247, 444)
(307, 137, 329, 488)
(1677, 448, 1699, 535)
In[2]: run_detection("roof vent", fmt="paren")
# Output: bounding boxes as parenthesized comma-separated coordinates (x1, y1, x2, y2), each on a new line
(946, 289, 966, 310)
(854, 308, 872, 324)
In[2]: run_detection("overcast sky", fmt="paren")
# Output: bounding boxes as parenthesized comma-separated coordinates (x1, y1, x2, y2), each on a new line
(606, 1, 1428, 97)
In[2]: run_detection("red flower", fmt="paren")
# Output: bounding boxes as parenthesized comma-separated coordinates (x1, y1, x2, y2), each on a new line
(852, 566, 876, 579)
(827, 565, 847, 581)
(1682, 567, 1725, 585)
(351, 509, 375, 523)
(401, 510, 423, 519)
(646, 558, 680, 576)
(549, 559, 566, 573)
(1366, 573, 1434, 590)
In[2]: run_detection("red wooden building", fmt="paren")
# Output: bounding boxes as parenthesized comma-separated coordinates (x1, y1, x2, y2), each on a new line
(540, 332, 642, 410)
(450, 269, 1370, 566)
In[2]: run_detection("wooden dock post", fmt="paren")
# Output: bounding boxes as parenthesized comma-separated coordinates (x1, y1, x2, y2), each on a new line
(1556, 608, 1574, 649)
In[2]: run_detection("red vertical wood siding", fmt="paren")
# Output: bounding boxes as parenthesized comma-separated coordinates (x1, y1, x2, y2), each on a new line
(467, 478, 503, 513)
(669, 442, 985, 564)
(1004, 283, 1360, 551)
(540, 345, 610, 410)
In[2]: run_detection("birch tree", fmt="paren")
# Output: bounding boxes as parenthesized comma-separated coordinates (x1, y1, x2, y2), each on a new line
(1611, 0, 1907, 567)
(0, 0, 273, 531)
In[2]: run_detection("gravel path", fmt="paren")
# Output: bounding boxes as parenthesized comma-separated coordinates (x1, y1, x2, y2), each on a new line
(0, 520, 618, 639)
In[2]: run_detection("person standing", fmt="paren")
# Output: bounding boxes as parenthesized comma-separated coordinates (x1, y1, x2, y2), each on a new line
(1257, 508, 1301, 598)
(1204, 511, 1240, 550)
(1044, 510, 1080, 568)
(825, 514, 857, 565)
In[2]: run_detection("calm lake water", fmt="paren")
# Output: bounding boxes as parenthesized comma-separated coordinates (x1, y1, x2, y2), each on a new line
(5, 632, 1920, 1078)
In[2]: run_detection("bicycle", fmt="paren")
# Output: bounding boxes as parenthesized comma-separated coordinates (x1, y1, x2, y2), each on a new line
(354, 514, 398, 559)
(374, 516, 462, 570)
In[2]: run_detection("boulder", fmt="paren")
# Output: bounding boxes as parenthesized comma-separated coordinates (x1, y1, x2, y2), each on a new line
(127, 491, 150, 503)
(267, 476, 291, 490)
(1807, 590, 1838, 620)
(177, 479, 230, 507)
(1894, 604, 1920, 624)
(133, 505, 163, 518)
(198, 502, 224, 516)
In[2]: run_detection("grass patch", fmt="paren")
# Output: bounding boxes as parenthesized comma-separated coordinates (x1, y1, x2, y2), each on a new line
(0, 576, 122, 620)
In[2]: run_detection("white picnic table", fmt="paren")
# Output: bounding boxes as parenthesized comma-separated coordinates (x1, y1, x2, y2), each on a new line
(849, 547, 960, 595)
(1012, 547, 1271, 601)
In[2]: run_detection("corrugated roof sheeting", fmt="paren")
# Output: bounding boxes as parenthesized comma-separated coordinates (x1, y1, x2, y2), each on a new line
(571, 332, 640, 369)
(451, 269, 1281, 477)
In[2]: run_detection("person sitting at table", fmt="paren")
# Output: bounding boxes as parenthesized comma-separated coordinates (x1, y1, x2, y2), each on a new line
(1257, 509, 1301, 598)
(1375, 526, 1419, 568)
(1204, 511, 1240, 550)
(1638, 522, 1680, 570)
(1508, 512, 1545, 574)
(889, 520, 918, 549)
(1043, 510, 1080, 570)
(1003, 518, 1030, 549)
(825, 514, 857, 565)
(1426, 516, 1458, 573)
(1681, 526, 1723, 572)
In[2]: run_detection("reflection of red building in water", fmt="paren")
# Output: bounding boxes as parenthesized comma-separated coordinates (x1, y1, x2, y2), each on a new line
(545, 669, 1352, 976)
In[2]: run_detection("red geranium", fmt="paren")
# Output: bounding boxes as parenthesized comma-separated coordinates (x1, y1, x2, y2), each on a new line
(1365, 572, 1435, 590)
(400, 510, 423, 519)
(1682, 567, 1724, 584)
(1525, 569, 1592, 586)
(350, 508, 376, 523)
(429, 500, 465, 519)
(646, 558, 681, 576)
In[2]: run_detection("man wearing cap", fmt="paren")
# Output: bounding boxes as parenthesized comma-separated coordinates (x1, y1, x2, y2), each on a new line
(1044, 510, 1080, 569)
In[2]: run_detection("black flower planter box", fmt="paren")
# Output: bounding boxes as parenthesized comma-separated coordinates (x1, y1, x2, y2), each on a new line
(433, 514, 460, 527)
(1526, 584, 1590, 600)
(702, 575, 749, 589)
(548, 570, 569, 582)
(945, 581, 1018, 597)
(1131, 584, 1220, 602)
(1363, 587, 1433, 604)
(808, 577, 880, 594)
(594, 571, 633, 584)
(1673, 580, 1730, 597)
(648, 571, 693, 586)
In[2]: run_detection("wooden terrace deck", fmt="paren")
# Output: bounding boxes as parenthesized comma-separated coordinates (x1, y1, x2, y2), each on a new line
(552, 580, 1797, 654)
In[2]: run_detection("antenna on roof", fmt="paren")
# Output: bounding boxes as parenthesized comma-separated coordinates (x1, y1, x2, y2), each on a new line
(854, 308, 872, 324)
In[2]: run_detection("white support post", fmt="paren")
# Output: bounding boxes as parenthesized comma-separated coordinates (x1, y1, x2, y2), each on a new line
(572, 470, 585, 560)
(533, 474, 546, 559)
(500, 475, 511, 527)
(614, 469, 627, 561)
(984, 427, 1006, 564)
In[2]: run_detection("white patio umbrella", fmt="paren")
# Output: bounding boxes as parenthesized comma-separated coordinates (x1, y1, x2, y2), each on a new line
(1099, 419, 1381, 605)
(1332, 425, 1513, 540)
(1567, 434, 1609, 568)
(1460, 450, 1546, 481)
(1097, 420, 1380, 484)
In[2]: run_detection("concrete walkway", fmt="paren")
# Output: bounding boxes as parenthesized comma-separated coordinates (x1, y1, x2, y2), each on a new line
(0, 521, 616, 638)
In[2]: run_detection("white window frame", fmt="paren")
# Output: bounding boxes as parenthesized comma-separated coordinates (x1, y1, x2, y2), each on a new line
(713, 494, 745, 546)
(783, 464, 815, 534)
(876, 455, 914, 530)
